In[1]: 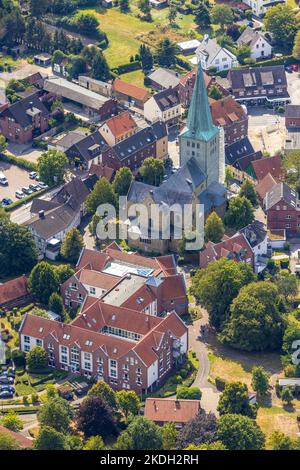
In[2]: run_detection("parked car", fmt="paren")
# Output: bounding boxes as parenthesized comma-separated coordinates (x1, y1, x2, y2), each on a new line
(22, 186, 33, 195)
(29, 184, 40, 192)
(29, 171, 37, 179)
(0, 390, 14, 399)
(285, 65, 293, 73)
(38, 182, 48, 190)
(291, 64, 299, 72)
(0, 385, 15, 393)
(15, 190, 25, 199)
(0, 173, 8, 186)
(35, 174, 40, 181)
(247, 21, 254, 27)
(1, 198, 12, 207)
(0, 376, 14, 384)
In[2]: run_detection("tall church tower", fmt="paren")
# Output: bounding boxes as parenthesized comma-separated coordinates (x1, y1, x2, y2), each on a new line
(179, 64, 225, 186)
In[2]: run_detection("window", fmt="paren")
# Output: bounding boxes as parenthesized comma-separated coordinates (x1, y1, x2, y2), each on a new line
(109, 359, 118, 378)
(89, 287, 96, 295)
(24, 336, 30, 344)
(36, 339, 42, 347)
(24, 344, 30, 352)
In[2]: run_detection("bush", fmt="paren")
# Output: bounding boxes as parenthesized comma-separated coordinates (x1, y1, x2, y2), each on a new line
(113, 61, 141, 74)
(176, 386, 202, 400)
(280, 259, 289, 270)
(0, 153, 37, 172)
(215, 376, 227, 391)
(12, 350, 26, 368)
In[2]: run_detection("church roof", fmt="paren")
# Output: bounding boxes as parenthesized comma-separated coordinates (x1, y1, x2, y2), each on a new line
(180, 63, 218, 142)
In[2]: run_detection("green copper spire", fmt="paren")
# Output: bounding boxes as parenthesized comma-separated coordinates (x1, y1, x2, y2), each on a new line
(181, 63, 218, 142)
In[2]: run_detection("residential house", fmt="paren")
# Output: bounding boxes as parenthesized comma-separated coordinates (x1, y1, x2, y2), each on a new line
(225, 136, 262, 174)
(264, 182, 300, 235)
(66, 130, 109, 170)
(78, 76, 112, 97)
(239, 220, 268, 273)
(196, 35, 238, 72)
(88, 163, 115, 183)
(44, 77, 117, 119)
(19, 306, 188, 394)
(285, 105, 300, 130)
(242, 0, 286, 17)
(210, 96, 248, 145)
(237, 28, 272, 61)
(0, 276, 31, 309)
(24, 177, 95, 257)
(61, 244, 188, 316)
(99, 111, 138, 146)
(178, 68, 230, 108)
(255, 172, 277, 202)
(34, 53, 52, 67)
(0, 92, 49, 144)
(251, 154, 284, 181)
(100, 121, 168, 173)
(147, 68, 181, 91)
(144, 398, 201, 428)
(228, 65, 290, 106)
(144, 88, 181, 127)
(112, 79, 150, 109)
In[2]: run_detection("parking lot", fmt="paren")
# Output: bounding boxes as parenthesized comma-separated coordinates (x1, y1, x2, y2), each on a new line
(0, 161, 33, 202)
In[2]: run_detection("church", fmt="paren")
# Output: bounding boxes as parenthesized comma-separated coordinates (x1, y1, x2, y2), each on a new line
(124, 64, 227, 255)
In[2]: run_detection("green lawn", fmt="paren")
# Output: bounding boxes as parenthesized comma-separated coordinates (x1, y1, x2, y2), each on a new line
(119, 69, 147, 88)
(257, 406, 299, 447)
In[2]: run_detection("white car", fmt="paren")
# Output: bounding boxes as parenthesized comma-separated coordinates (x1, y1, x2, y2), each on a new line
(38, 182, 49, 190)
(15, 190, 25, 199)
(29, 171, 37, 179)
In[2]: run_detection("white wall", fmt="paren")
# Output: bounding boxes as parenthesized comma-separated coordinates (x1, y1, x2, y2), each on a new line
(250, 37, 272, 60)
(147, 359, 158, 388)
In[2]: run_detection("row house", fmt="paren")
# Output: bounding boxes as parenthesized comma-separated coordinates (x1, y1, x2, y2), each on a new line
(61, 244, 188, 316)
(99, 111, 138, 146)
(19, 308, 188, 394)
(112, 79, 150, 109)
(264, 182, 300, 235)
(0, 92, 49, 144)
(228, 65, 290, 106)
(210, 96, 248, 145)
(144, 88, 181, 128)
(285, 105, 300, 130)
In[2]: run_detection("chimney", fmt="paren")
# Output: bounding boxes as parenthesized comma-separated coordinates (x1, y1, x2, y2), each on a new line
(29, 101, 33, 110)
(38, 210, 45, 219)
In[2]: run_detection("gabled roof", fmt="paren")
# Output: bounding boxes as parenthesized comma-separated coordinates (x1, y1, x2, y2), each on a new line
(0, 92, 49, 128)
(285, 105, 300, 119)
(148, 68, 181, 89)
(144, 398, 201, 423)
(0, 275, 29, 306)
(151, 88, 180, 111)
(67, 130, 108, 163)
(265, 182, 297, 210)
(88, 163, 115, 182)
(196, 37, 236, 68)
(239, 220, 267, 248)
(112, 79, 149, 101)
(251, 155, 284, 181)
(237, 27, 271, 49)
(255, 172, 277, 200)
(210, 96, 247, 127)
(104, 111, 137, 138)
(229, 65, 287, 91)
(199, 233, 253, 268)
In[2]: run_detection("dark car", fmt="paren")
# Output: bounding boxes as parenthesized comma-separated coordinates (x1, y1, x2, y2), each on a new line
(0, 376, 14, 385)
(0, 390, 14, 399)
(285, 65, 293, 73)
(247, 21, 254, 27)
(0, 385, 15, 393)
(1, 198, 12, 207)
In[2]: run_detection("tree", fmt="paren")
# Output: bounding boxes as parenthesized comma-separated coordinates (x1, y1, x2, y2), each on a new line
(60, 228, 84, 264)
(239, 180, 257, 207)
(185, 441, 227, 450)
(116, 390, 140, 419)
(115, 416, 162, 450)
(204, 211, 225, 243)
(208, 84, 223, 100)
(38, 149, 68, 186)
(83, 436, 105, 450)
(140, 157, 164, 186)
(218, 414, 265, 450)
(48, 292, 64, 317)
(29, 0, 48, 18)
(0, 432, 19, 450)
(211, 4, 234, 29)
(0, 135, 7, 153)
(236, 45, 251, 64)
(0, 218, 37, 278)
(88, 381, 117, 409)
(76, 396, 117, 438)
(156, 39, 179, 68)
(217, 382, 257, 418)
(56, 264, 75, 284)
(281, 387, 293, 406)
(34, 426, 67, 450)
(194, 3, 211, 28)
(167, 6, 177, 25)
(1, 410, 23, 432)
(220, 282, 285, 351)
(293, 30, 300, 60)
(113, 167, 133, 196)
(27, 346, 48, 371)
(283, 150, 300, 190)
(224, 195, 254, 229)
(91, 51, 110, 81)
(138, 0, 152, 21)
(275, 271, 298, 301)
(251, 367, 270, 396)
(176, 386, 202, 400)
(120, 0, 129, 12)
(176, 412, 218, 449)
(29, 261, 59, 304)
(162, 422, 177, 450)
(264, 4, 297, 50)
(85, 177, 117, 214)
(190, 258, 255, 330)
(38, 397, 72, 433)
(269, 431, 294, 450)
(139, 44, 153, 70)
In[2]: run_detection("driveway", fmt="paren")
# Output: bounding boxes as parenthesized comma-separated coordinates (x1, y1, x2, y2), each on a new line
(7, 143, 43, 164)
(247, 107, 285, 154)
(0, 161, 33, 202)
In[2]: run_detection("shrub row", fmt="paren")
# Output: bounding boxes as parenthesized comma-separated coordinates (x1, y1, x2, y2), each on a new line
(4, 188, 47, 212)
(113, 60, 141, 75)
(176, 56, 192, 71)
(0, 152, 37, 172)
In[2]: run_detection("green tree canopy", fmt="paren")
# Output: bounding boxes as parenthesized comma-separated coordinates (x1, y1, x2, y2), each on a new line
(264, 4, 298, 50)
(162, 422, 177, 450)
(76, 396, 117, 438)
(116, 390, 140, 419)
(194, 3, 211, 28)
(251, 366, 270, 396)
(34, 426, 67, 450)
(140, 157, 164, 186)
(204, 211, 225, 243)
(83, 435, 105, 450)
(190, 258, 255, 330)
(281, 386, 293, 405)
(176, 386, 202, 400)
(29, 261, 59, 304)
(115, 416, 163, 450)
(217, 382, 257, 418)
(211, 4, 234, 29)
(218, 414, 265, 450)
(113, 167, 133, 196)
(1, 410, 23, 432)
(275, 271, 298, 301)
(293, 30, 300, 60)
(48, 292, 64, 317)
(88, 381, 118, 409)
(60, 227, 84, 264)
(224, 195, 254, 229)
(85, 177, 117, 214)
(220, 281, 286, 351)
(38, 397, 72, 433)
(239, 180, 257, 207)
(27, 346, 48, 371)
(38, 149, 69, 186)
(156, 39, 179, 68)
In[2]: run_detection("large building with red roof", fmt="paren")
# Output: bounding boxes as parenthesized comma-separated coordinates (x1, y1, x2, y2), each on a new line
(0, 275, 31, 309)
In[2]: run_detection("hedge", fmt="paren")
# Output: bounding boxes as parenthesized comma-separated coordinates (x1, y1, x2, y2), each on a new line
(176, 56, 192, 71)
(0, 152, 38, 172)
(4, 188, 47, 212)
(113, 60, 141, 75)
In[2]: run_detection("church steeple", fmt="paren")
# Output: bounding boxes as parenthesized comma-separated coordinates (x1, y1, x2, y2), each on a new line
(183, 63, 218, 142)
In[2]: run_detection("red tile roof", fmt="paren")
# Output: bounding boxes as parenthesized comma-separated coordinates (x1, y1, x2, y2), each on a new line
(144, 398, 201, 423)
(0, 275, 29, 307)
(0, 425, 33, 449)
(199, 233, 254, 268)
(105, 111, 137, 138)
(88, 164, 115, 182)
(78, 269, 119, 291)
(251, 155, 284, 182)
(112, 79, 149, 102)
(210, 96, 247, 127)
(256, 172, 277, 201)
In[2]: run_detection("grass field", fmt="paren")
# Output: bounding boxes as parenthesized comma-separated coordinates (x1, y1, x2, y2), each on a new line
(119, 69, 146, 87)
(257, 407, 299, 447)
